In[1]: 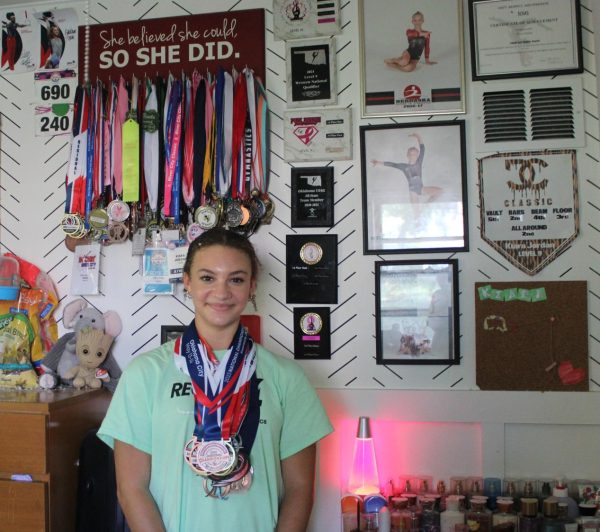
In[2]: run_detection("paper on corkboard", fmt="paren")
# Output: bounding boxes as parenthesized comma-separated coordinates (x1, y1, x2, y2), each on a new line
(475, 281, 588, 391)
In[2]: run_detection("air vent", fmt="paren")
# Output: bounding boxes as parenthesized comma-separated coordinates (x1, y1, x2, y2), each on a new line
(473, 78, 584, 153)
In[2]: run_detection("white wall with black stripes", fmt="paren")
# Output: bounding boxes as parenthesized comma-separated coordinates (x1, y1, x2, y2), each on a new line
(0, 0, 599, 392)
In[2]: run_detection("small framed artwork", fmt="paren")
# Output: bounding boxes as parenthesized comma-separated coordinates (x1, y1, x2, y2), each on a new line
(360, 120, 468, 254)
(375, 259, 459, 365)
(286, 36, 336, 108)
(468, 0, 583, 81)
(273, 0, 341, 41)
(291, 166, 334, 227)
(359, 0, 465, 118)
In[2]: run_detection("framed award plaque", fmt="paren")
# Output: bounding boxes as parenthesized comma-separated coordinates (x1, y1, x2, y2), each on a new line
(286, 36, 336, 108)
(293, 307, 331, 359)
(291, 166, 334, 227)
(286, 234, 338, 304)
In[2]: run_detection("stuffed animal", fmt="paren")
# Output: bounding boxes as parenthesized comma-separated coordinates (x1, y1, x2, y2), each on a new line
(64, 327, 114, 389)
(39, 298, 122, 391)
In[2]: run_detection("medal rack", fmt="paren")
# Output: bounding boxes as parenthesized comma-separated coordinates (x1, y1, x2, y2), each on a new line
(62, 67, 273, 251)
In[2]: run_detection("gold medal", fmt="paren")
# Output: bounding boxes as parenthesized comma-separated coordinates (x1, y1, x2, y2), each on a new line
(300, 312, 323, 335)
(88, 208, 109, 229)
(300, 241, 323, 265)
(61, 213, 86, 237)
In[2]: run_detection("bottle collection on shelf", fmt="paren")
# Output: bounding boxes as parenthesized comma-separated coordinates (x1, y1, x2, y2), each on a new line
(341, 477, 600, 532)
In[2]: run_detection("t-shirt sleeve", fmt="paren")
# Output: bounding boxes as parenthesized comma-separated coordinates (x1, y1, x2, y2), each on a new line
(97, 355, 154, 454)
(278, 361, 333, 460)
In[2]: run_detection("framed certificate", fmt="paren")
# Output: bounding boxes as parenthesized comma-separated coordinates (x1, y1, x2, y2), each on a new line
(359, 0, 465, 118)
(468, 0, 583, 81)
(291, 166, 334, 227)
(375, 259, 459, 366)
(286, 36, 336, 108)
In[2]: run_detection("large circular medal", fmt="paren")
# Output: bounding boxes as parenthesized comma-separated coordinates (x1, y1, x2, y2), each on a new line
(193, 440, 236, 475)
(107, 199, 130, 222)
(300, 241, 323, 265)
(225, 202, 243, 227)
(88, 208, 109, 229)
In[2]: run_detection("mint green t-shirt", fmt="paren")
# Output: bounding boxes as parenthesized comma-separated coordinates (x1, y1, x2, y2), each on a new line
(97, 341, 333, 532)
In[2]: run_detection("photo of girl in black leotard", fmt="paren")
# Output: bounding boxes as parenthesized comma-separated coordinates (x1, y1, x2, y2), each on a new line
(384, 11, 437, 72)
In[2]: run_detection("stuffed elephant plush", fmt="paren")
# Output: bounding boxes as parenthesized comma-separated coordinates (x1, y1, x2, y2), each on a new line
(39, 298, 122, 392)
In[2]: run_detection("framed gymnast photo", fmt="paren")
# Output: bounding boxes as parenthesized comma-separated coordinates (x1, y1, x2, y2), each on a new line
(358, 0, 465, 118)
(360, 120, 468, 255)
(468, 0, 583, 81)
(375, 259, 459, 366)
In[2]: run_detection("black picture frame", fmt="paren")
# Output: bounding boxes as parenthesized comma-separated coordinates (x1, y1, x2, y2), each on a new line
(291, 166, 334, 227)
(468, 0, 583, 81)
(360, 120, 468, 255)
(161, 325, 186, 344)
(375, 259, 459, 365)
(293, 306, 331, 359)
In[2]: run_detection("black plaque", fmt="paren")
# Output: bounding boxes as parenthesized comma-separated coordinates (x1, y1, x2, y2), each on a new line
(293, 307, 331, 360)
(286, 234, 338, 304)
(287, 38, 335, 106)
(291, 167, 334, 228)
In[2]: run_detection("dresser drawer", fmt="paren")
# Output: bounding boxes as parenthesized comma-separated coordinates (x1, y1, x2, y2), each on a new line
(0, 479, 47, 532)
(0, 412, 47, 474)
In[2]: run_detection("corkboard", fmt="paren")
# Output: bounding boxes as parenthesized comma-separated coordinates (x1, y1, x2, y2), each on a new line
(475, 281, 588, 391)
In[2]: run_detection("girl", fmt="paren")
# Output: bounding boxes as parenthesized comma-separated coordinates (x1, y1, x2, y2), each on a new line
(98, 228, 332, 531)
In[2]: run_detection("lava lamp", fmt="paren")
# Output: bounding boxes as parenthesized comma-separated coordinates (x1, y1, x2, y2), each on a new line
(348, 416, 380, 496)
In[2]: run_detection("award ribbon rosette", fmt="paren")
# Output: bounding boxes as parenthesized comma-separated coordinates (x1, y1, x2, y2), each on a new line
(175, 321, 257, 498)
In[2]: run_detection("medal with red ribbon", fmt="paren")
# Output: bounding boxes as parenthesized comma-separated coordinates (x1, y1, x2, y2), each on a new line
(175, 321, 257, 497)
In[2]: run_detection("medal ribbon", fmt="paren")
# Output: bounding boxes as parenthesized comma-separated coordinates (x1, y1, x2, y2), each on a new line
(230, 72, 248, 199)
(182, 76, 195, 207)
(143, 79, 160, 214)
(163, 78, 183, 220)
(192, 76, 206, 210)
(122, 75, 140, 202)
(65, 84, 89, 215)
(84, 85, 96, 221)
(176, 321, 256, 441)
(112, 76, 128, 197)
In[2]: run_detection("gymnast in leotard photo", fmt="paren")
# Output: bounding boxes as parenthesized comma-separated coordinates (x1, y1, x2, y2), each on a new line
(384, 11, 437, 72)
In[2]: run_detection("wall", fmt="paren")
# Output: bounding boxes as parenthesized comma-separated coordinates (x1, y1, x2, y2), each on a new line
(0, 1, 599, 531)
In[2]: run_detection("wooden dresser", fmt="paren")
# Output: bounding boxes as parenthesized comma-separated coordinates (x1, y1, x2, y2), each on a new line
(0, 388, 111, 532)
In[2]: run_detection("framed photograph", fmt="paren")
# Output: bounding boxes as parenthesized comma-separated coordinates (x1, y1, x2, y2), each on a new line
(360, 120, 468, 254)
(291, 166, 334, 227)
(468, 0, 583, 81)
(286, 36, 336, 108)
(359, 0, 465, 118)
(273, 0, 341, 41)
(161, 325, 186, 344)
(375, 259, 459, 365)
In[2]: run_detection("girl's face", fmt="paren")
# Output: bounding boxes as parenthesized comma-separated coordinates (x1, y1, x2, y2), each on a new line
(412, 14, 424, 26)
(51, 26, 60, 37)
(183, 244, 256, 337)
(407, 147, 419, 164)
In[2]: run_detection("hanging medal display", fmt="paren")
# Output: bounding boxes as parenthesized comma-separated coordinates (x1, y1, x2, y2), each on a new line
(175, 323, 258, 498)
(62, 67, 272, 250)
